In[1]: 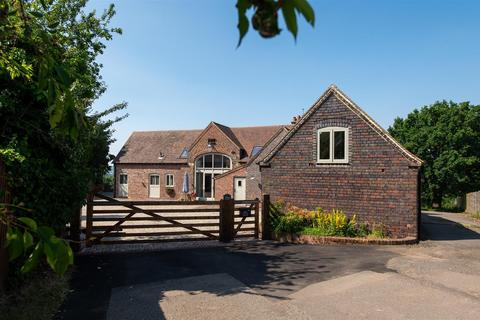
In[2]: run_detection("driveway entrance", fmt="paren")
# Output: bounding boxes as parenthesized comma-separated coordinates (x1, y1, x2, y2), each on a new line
(60, 211, 480, 320)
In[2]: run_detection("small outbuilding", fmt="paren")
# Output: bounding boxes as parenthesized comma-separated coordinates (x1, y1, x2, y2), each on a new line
(259, 85, 423, 238)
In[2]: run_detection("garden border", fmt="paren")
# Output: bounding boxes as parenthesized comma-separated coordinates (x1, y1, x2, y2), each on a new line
(275, 234, 418, 245)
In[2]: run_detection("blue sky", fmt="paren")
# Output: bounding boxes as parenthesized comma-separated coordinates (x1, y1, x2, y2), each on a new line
(88, 0, 480, 155)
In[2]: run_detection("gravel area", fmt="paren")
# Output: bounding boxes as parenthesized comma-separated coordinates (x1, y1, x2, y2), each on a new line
(79, 238, 226, 255)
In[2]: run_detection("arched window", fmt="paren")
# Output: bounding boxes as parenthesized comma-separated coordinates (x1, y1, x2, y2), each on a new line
(195, 154, 231, 169)
(194, 153, 232, 199)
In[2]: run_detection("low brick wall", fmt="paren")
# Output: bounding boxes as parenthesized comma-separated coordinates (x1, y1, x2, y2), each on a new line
(466, 191, 480, 214)
(276, 234, 418, 245)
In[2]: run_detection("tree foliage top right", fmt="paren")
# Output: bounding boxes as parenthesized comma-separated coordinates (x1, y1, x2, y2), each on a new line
(389, 101, 480, 207)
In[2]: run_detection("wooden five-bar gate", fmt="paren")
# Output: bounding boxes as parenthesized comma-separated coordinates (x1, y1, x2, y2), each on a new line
(85, 193, 260, 246)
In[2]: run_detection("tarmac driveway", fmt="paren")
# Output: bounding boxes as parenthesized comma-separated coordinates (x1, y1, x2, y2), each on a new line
(58, 211, 480, 320)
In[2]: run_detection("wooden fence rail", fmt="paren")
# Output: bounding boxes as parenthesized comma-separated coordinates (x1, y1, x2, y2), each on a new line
(84, 193, 260, 246)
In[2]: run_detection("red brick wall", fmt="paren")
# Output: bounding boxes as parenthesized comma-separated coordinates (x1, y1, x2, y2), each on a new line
(115, 164, 190, 199)
(261, 93, 420, 238)
(246, 129, 287, 200)
(214, 167, 247, 199)
(115, 124, 248, 200)
(188, 123, 242, 167)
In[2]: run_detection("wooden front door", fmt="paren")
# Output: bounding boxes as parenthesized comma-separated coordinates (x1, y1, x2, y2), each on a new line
(149, 174, 160, 198)
(118, 174, 128, 197)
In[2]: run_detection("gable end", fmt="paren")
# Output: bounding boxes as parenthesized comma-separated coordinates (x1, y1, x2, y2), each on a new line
(261, 85, 423, 166)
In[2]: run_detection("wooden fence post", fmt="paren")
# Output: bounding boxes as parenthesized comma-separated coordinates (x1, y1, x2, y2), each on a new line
(254, 198, 259, 239)
(70, 206, 82, 252)
(85, 193, 94, 247)
(219, 196, 234, 242)
(261, 194, 271, 240)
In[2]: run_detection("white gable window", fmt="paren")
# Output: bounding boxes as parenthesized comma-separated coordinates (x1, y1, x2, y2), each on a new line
(317, 127, 349, 164)
(166, 174, 174, 187)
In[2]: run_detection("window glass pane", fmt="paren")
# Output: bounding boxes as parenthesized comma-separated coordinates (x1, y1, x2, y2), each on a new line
(195, 172, 203, 197)
(334, 131, 346, 160)
(196, 157, 203, 168)
(251, 146, 263, 157)
(223, 156, 230, 168)
(214, 154, 223, 168)
(150, 175, 159, 185)
(319, 131, 330, 160)
(166, 174, 173, 186)
(204, 173, 212, 197)
(120, 174, 127, 184)
(180, 148, 188, 158)
(204, 154, 213, 168)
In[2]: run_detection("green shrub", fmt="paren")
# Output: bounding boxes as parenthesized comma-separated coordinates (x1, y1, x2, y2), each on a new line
(356, 223, 369, 238)
(367, 223, 388, 239)
(273, 213, 307, 235)
(270, 200, 391, 239)
(103, 174, 114, 192)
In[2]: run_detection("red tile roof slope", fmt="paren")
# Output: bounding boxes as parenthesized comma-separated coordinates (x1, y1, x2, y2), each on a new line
(114, 124, 285, 164)
(114, 129, 203, 164)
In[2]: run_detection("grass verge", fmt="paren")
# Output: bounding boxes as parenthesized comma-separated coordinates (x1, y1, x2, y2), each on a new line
(470, 212, 480, 221)
(0, 266, 70, 320)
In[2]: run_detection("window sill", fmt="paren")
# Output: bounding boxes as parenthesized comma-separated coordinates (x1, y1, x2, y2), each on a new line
(314, 162, 350, 167)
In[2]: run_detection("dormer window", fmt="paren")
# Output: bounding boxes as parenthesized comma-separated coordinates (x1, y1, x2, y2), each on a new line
(179, 148, 189, 159)
(251, 146, 263, 157)
(207, 138, 216, 148)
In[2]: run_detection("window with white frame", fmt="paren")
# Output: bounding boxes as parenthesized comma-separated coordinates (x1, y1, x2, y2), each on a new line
(150, 174, 159, 185)
(166, 174, 174, 187)
(317, 127, 348, 163)
(119, 174, 128, 184)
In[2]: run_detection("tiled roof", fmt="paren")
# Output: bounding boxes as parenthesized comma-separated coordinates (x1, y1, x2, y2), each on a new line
(114, 129, 203, 164)
(114, 124, 285, 164)
(230, 125, 285, 161)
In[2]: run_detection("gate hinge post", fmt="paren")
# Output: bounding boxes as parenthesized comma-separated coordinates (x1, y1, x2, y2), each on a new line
(219, 195, 234, 242)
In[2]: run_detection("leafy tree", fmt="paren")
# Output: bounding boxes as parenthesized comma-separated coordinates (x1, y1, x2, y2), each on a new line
(0, 0, 315, 276)
(389, 101, 480, 207)
(0, 0, 126, 275)
(236, 0, 315, 46)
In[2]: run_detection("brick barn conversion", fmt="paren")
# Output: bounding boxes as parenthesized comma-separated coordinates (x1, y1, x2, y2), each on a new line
(113, 122, 288, 201)
(114, 85, 423, 238)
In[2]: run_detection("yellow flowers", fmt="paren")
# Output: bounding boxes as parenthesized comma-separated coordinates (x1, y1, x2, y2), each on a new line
(308, 209, 355, 236)
(271, 200, 386, 238)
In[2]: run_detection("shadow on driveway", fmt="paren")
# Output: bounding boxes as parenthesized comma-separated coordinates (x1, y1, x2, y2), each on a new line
(421, 212, 480, 241)
(58, 242, 396, 320)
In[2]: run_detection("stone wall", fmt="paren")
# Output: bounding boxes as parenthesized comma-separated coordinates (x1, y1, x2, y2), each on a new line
(261, 93, 421, 238)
